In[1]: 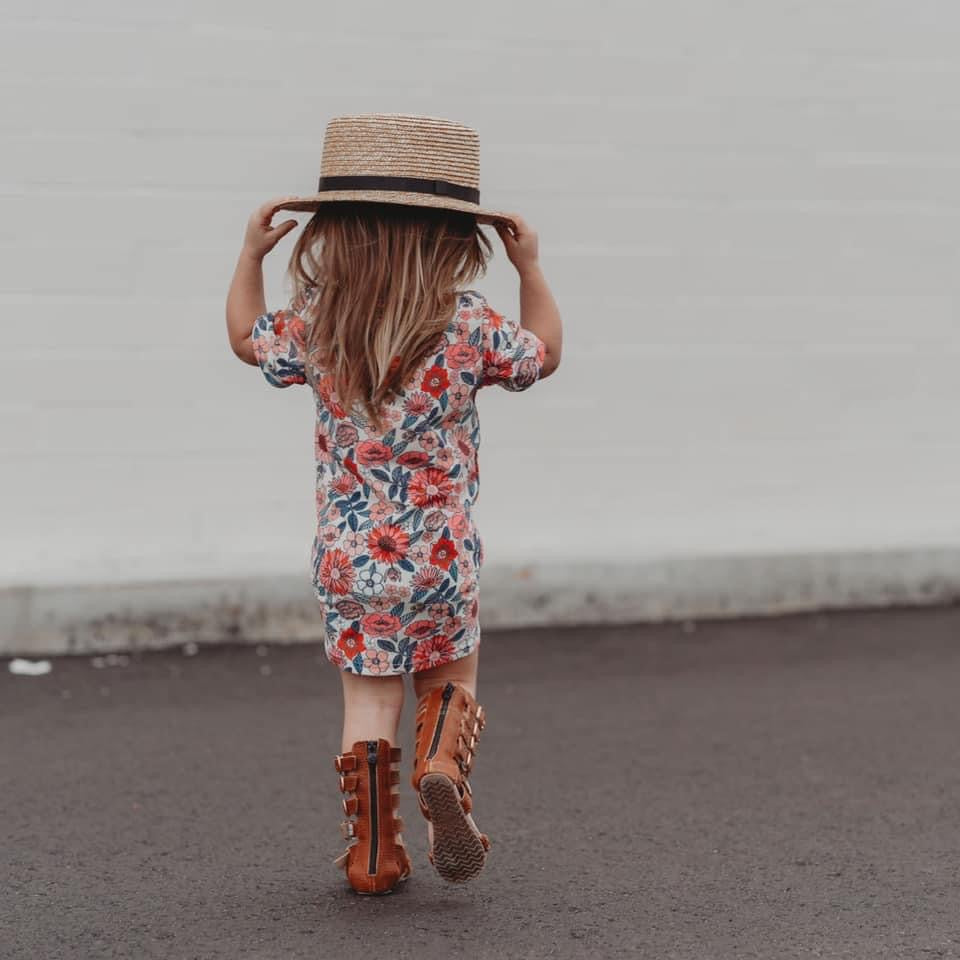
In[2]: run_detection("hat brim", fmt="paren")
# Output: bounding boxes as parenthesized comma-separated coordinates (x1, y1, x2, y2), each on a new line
(273, 190, 517, 233)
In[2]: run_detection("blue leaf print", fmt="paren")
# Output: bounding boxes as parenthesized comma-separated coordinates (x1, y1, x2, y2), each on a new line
(452, 627, 465, 643)
(412, 509, 424, 529)
(469, 325, 482, 347)
(391, 466, 404, 484)
(464, 539, 473, 551)
(449, 561, 458, 582)
(352, 554, 370, 567)
(492, 329, 501, 350)
(442, 526, 451, 540)
(402, 414, 418, 429)
(460, 371, 476, 385)
(449, 464, 461, 479)
(377, 638, 397, 653)
(439, 394, 448, 410)
(352, 653, 364, 672)
(390, 602, 404, 618)
(398, 557, 415, 573)
(370, 468, 391, 482)
(348, 513, 358, 532)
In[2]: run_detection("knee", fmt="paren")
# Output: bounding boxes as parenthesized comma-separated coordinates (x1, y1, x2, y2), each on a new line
(342, 674, 404, 709)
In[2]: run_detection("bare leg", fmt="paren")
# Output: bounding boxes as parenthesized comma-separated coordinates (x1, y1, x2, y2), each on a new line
(339, 670, 405, 752)
(412, 649, 479, 701)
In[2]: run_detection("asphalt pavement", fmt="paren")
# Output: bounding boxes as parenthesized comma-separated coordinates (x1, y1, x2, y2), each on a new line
(3, 606, 960, 959)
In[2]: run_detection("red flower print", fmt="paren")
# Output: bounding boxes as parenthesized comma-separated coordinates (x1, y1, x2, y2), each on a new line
(314, 423, 334, 463)
(412, 566, 445, 590)
(484, 305, 504, 329)
(449, 512, 470, 539)
(274, 315, 286, 336)
(317, 374, 346, 417)
(356, 440, 393, 466)
(397, 450, 430, 469)
(332, 474, 357, 495)
(362, 650, 391, 674)
(445, 343, 479, 369)
(404, 619, 439, 639)
(423, 510, 446, 532)
(337, 627, 365, 659)
(287, 316, 306, 342)
(412, 635, 456, 671)
(513, 356, 540, 389)
(483, 351, 513, 381)
(361, 612, 402, 637)
(421, 365, 450, 398)
(404, 391, 433, 416)
(334, 422, 359, 446)
(367, 524, 410, 564)
(408, 468, 453, 508)
(343, 457, 363, 482)
(335, 598, 365, 620)
(318, 549, 354, 595)
(430, 538, 457, 570)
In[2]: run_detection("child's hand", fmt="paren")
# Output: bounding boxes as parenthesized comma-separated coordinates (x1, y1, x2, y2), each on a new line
(242, 198, 300, 262)
(493, 213, 539, 274)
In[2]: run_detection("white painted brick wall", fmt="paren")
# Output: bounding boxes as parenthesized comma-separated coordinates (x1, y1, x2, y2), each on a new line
(4, 1, 960, 594)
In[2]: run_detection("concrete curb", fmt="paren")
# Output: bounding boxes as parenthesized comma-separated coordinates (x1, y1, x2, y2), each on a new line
(3, 549, 960, 656)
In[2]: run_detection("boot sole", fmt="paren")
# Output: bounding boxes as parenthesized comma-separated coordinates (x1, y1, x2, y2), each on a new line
(419, 774, 487, 884)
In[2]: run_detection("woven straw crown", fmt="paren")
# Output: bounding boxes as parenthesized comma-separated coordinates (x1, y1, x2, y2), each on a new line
(275, 113, 516, 231)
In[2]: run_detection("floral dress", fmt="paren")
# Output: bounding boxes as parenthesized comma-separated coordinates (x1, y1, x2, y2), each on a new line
(251, 288, 546, 675)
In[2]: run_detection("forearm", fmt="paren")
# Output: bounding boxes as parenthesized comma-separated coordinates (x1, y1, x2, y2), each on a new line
(225, 251, 266, 365)
(518, 263, 562, 376)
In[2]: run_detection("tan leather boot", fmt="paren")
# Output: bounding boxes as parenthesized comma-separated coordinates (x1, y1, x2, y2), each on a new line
(411, 682, 490, 883)
(334, 739, 412, 895)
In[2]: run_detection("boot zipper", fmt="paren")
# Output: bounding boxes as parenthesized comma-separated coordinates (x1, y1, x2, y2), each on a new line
(367, 740, 379, 875)
(426, 682, 455, 760)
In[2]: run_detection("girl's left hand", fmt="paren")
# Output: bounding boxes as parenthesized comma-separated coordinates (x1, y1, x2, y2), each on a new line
(242, 198, 299, 261)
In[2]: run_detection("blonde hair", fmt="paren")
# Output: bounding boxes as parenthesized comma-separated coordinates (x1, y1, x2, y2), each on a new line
(287, 201, 493, 432)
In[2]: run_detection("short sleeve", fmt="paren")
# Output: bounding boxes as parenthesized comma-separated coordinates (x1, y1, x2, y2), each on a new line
(474, 293, 545, 392)
(251, 301, 308, 388)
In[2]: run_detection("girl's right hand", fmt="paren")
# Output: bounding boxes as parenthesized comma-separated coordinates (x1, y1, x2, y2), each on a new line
(242, 198, 299, 262)
(494, 214, 539, 274)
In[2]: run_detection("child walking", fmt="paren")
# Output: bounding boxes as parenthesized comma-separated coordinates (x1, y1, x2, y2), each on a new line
(225, 114, 562, 894)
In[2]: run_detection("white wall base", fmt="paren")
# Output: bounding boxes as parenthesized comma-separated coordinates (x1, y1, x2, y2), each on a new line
(4, 549, 959, 657)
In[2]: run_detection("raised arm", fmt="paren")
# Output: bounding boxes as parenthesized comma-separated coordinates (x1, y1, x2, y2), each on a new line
(493, 214, 562, 378)
(226, 198, 299, 366)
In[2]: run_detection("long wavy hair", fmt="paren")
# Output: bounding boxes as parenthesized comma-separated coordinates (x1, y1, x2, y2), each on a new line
(287, 201, 494, 432)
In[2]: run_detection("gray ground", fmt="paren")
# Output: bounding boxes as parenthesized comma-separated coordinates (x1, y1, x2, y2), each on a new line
(3, 606, 960, 960)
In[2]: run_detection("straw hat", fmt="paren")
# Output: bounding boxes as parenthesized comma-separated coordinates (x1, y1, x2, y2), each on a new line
(274, 113, 517, 233)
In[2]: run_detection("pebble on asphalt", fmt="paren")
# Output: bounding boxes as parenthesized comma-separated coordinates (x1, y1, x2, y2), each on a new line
(8, 658, 52, 677)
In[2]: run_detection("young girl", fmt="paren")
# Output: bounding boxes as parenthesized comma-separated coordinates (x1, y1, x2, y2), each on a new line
(224, 114, 562, 894)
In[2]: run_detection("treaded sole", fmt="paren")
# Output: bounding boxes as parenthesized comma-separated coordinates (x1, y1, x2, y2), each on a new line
(419, 774, 487, 884)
